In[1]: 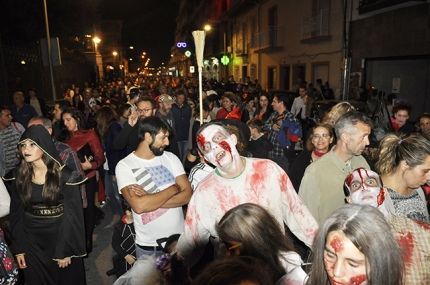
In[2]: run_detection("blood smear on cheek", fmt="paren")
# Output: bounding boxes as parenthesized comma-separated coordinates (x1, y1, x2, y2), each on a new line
(219, 140, 232, 157)
(377, 188, 385, 206)
(350, 274, 366, 285)
(330, 236, 344, 253)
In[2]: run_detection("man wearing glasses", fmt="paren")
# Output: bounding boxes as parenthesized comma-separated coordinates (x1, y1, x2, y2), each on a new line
(0, 106, 25, 176)
(113, 97, 156, 153)
(299, 111, 372, 224)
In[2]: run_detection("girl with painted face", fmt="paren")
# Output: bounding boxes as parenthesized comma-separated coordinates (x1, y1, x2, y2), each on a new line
(307, 204, 404, 285)
(9, 125, 87, 285)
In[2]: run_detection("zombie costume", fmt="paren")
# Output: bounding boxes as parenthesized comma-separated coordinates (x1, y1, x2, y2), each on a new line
(390, 214, 430, 284)
(176, 157, 318, 266)
(8, 125, 87, 285)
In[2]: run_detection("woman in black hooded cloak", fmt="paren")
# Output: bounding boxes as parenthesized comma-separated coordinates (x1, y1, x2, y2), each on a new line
(7, 125, 87, 285)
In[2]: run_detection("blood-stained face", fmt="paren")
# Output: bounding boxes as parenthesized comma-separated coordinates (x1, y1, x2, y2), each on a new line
(197, 125, 239, 168)
(324, 230, 368, 285)
(345, 168, 385, 208)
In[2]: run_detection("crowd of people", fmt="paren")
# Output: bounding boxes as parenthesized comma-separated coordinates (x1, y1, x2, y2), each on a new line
(0, 73, 429, 285)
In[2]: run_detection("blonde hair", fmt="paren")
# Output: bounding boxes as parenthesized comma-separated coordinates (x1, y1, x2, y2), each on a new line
(322, 102, 356, 128)
(375, 133, 430, 175)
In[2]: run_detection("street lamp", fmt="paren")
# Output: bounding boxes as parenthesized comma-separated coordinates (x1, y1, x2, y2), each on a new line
(92, 37, 101, 82)
(93, 37, 101, 45)
(113, 51, 118, 57)
(204, 24, 211, 31)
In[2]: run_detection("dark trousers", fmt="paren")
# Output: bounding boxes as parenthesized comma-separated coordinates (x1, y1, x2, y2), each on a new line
(84, 176, 97, 241)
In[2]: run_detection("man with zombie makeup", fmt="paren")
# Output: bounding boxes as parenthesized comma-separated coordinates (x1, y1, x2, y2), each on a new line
(344, 168, 430, 284)
(299, 111, 372, 224)
(115, 116, 192, 259)
(175, 121, 318, 267)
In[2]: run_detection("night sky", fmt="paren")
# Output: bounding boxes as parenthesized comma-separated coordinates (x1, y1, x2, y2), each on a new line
(99, 0, 180, 67)
(0, 0, 180, 67)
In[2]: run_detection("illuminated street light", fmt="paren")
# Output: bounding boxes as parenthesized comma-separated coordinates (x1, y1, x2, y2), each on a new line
(130, 46, 134, 49)
(204, 24, 211, 31)
(129, 58, 133, 61)
(113, 51, 118, 56)
(93, 37, 101, 44)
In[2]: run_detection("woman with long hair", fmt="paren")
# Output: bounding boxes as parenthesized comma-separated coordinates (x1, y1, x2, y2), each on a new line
(59, 107, 106, 253)
(254, 93, 273, 124)
(216, 203, 307, 284)
(289, 123, 334, 191)
(9, 125, 87, 284)
(307, 204, 403, 285)
(375, 134, 430, 222)
(95, 106, 128, 227)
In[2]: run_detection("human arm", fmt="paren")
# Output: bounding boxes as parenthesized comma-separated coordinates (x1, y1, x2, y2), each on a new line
(121, 183, 181, 214)
(175, 194, 211, 268)
(82, 131, 106, 171)
(280, 169, 318, 248)
(160, 174, 192, 208)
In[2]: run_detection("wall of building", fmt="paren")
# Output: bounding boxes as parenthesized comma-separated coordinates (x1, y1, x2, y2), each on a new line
(229, 0, 346, 97)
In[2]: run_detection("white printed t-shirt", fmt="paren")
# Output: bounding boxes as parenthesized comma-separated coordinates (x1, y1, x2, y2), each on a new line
(116, 151, 185, 246)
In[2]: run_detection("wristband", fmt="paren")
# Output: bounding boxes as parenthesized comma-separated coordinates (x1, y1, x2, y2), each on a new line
(173, 184, 180, 195)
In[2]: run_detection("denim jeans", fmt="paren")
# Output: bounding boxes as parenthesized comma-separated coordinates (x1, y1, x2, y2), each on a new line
(104, 171, 124, 216)
(135, 245, 164, 259)
(177, 140, 188, 163)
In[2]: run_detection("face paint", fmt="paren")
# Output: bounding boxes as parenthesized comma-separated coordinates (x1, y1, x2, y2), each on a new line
(197, 125, 239, 168)
(330, 236, 344, 254)
(324, 231, 367, 285)
(350, 274, 367, 285)
(197, 134, 206, 149)
(346, 168, 384, 208)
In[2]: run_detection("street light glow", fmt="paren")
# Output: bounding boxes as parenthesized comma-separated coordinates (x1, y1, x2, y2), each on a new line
(130, 46, 134, 49)
(93, 37, 101, 44)
(204, 24, 211, 31)
(113, 51, 118, 56)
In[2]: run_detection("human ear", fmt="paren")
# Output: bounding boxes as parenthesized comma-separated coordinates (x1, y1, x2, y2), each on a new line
(144, 132, 152, 143)
(230, 133, 238, 145)
(346, 196, 352, 204)
(400, 160, 409, 171)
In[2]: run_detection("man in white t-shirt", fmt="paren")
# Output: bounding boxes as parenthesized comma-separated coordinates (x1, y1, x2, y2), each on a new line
(116, 116, 192, 258)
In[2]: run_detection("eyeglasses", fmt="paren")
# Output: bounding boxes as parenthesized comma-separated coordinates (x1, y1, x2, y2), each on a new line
(313, 134, 331, 140)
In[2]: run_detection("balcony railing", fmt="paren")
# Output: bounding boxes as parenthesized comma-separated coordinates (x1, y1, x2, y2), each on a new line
(301, 9, 330, 41)
(252, 26, 285, 51)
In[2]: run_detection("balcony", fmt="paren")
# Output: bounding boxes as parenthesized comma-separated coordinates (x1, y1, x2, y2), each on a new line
(252, 26, 285, 53)
(358, 0, 426, 15)
(301, 9, 331, 43)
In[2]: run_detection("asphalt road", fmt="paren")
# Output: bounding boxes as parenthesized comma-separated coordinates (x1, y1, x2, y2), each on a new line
(84, 204, 118, 285)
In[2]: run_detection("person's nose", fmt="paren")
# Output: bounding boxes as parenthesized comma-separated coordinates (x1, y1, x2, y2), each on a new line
(164, 137, 170, 146)
(332, 260, 345, 278)
(364, 136, 370, 146)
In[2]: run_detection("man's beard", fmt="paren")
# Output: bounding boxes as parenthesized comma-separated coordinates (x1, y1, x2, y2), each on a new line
(149, 141, 164, 156)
